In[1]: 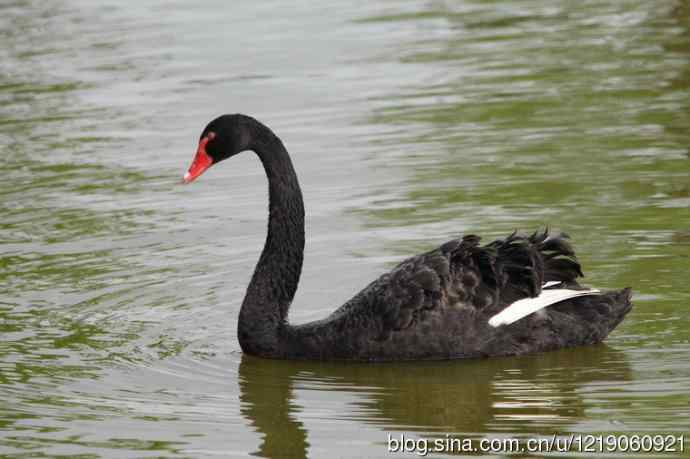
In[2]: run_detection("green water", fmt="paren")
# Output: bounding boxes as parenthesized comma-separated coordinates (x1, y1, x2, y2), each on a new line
(1, 0, 689, 457)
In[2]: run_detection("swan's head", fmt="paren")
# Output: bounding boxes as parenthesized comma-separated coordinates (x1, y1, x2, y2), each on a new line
(183, 114, 251, 183)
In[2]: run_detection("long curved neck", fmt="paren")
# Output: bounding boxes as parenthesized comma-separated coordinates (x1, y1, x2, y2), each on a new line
(238, 119, 305, 357)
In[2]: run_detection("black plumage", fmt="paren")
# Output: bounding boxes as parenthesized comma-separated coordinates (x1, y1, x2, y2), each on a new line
(185, 114, 633, 361)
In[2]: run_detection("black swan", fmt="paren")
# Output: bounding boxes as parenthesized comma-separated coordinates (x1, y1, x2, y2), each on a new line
(182, 114, 633, 361)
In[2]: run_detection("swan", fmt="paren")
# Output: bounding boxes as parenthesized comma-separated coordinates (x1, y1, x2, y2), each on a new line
(182, 114, 632, 361)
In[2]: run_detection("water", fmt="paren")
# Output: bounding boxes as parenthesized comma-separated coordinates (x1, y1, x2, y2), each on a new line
(1, 0, 689, 457)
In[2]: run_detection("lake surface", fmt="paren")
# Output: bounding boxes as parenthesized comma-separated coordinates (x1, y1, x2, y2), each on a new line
(2, 0, 689, 457)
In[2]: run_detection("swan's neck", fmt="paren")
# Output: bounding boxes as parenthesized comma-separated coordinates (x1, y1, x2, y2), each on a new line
(238, 125, 305, 357)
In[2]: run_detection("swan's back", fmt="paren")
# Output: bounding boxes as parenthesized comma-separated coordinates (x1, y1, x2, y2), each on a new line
(286, 231, 632, 361)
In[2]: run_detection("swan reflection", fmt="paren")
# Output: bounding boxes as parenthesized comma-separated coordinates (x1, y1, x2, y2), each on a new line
(238, 345, 631, 457)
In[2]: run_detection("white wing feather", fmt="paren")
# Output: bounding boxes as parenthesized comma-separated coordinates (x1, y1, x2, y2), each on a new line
(488, 288, 601, 327)
(542, 281, 562, 288)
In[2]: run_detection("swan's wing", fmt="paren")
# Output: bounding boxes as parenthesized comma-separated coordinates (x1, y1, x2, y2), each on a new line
(441, 231, 584, 309)
(488, 288, 601, 327)
(373, 230, 586, 339)
(375, 250, 449, 338)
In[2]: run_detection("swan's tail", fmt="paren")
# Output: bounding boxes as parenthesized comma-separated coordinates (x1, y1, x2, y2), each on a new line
(602, 287, 633, 334)
(554, 286, 633, 345)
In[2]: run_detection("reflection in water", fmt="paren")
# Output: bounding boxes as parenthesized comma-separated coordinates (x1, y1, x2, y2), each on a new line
(239, 346, 631, 457)
(239, 357, 309, 458)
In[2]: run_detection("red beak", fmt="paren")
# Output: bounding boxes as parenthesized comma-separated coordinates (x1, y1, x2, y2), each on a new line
(183, 135, 214, 183)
